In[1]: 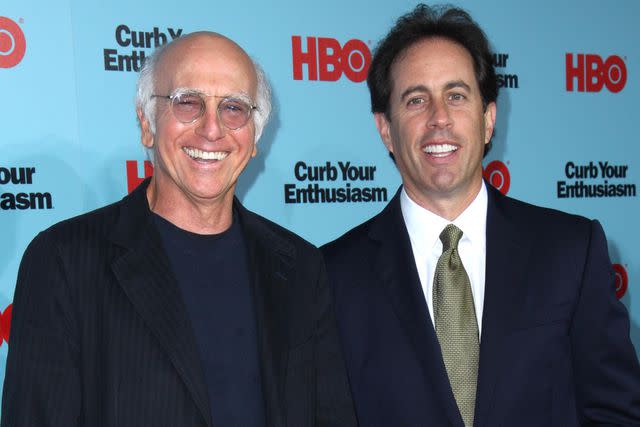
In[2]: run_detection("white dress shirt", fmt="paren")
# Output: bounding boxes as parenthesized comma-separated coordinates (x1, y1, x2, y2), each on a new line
(400, 183, 487, 336)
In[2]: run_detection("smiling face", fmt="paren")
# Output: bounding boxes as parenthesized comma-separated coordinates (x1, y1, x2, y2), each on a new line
(375, 37, 496, 219)
(138, 33, 258, 218)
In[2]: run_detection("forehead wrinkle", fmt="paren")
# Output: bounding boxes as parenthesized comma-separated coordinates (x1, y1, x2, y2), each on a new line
(156, 34, 257, 99)
(167, 65, 255, 95)
(398, 78, 472, 103)
(170, 86, 254, 100)
(393, 39, 478, 97)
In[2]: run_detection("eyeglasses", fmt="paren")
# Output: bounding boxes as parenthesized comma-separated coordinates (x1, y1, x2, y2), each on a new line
(152, 90, 257, 130)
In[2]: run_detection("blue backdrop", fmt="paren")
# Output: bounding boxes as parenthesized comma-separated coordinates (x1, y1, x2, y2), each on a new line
(1, 0, 638, 404)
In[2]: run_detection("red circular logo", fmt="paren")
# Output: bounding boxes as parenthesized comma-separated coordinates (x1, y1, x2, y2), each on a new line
(483, 160, 510, 195)
(604, 55, 626, 93)
(0, 17, 26, 68)
(0, 304, 12, 345)
(341, 39, 371, 83)
(613, 264, 628, 299)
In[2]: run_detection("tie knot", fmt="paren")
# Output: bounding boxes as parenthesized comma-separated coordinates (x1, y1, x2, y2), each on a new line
(440, 224, 463, 251)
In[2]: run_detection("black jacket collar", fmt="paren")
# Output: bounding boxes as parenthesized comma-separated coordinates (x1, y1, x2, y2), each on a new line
(109, 178, 295, 427)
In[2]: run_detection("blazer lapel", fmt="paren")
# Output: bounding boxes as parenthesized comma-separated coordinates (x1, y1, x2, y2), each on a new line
(108, 181, 212, 427)
(473, 186, 532, 427)
(237, 200, 292, 427)
(370, 189, 464, 427)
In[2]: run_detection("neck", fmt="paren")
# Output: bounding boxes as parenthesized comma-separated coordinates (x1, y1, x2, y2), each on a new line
(146, 180, 234, 235)
(406, 181, 483, 221)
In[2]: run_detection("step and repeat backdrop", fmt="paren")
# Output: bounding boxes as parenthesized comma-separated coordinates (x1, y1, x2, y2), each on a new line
(1, 0, 638, 398)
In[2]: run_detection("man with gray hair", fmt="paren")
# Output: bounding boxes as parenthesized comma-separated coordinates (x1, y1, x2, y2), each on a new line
(2, 32, 357, 427)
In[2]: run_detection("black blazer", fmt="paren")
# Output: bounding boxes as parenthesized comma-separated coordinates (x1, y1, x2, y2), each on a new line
(2, 179, 357, 427)
(322, 185, 640, 427)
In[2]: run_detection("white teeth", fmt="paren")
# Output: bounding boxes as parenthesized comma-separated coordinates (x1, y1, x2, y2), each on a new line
(183, 147, 228, 160)
(423, 144, 458, 154)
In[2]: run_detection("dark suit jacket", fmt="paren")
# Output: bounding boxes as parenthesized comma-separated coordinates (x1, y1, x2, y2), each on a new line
(2, 179, 356, 427)
(322, 185, 640, 427)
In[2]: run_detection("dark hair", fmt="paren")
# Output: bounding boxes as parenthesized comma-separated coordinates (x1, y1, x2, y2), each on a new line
(367, 4, 498, 117)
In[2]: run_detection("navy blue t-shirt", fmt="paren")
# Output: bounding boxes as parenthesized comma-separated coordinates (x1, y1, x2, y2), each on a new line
(153, 213, 266, 427)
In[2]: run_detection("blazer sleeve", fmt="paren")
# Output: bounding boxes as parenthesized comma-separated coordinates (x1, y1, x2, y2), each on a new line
(571, 220, 640, 425)
(1, 231, 82, 427)
(314, 258, 359, 426)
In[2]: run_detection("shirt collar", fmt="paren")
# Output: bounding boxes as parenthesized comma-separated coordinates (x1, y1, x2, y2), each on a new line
(400, 182, 488, 252)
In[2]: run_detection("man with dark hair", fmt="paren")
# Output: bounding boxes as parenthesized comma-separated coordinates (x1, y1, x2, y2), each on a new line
(2, 32, 357, 427)
(322, 4, 640, 426)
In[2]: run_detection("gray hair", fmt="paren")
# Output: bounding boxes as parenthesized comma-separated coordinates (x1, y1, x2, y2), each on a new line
(135, 40, 272, 146)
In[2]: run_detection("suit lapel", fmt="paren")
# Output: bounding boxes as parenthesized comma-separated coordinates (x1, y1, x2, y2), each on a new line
(108, 181, 212, 427)
(237, 201, 292, 427)
(473, 186, 532, 427)
(370, 190, 464, 427)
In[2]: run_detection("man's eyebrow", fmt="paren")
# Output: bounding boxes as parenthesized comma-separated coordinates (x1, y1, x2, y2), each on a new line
(170, 87, 206, 96)
(444, 80, 471, 92)
(399, 80, 472, 101)
(400, 85, 429, 102)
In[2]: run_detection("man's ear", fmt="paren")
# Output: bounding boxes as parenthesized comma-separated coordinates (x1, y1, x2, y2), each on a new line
(483, 102, 497, 146)
(137, 108, 154, 148)
(374, 112, 394, 154)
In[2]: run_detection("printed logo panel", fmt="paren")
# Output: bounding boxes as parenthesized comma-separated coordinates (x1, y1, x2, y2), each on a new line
(104, 25, 182, 72)
(493, 53, 519, 89)
(566, 53, 627, 93)
(483, 160, 510, 195)
(284, 160, 388, 204)
(126, 160, 154, 193)
(0, 166, 53, 210)
(614, 263, 628, 299)
(292, 36, 371, 82)
(557, 161, 635, 199)
(0, 17, 26, 68)
(0, 304, 12, 346)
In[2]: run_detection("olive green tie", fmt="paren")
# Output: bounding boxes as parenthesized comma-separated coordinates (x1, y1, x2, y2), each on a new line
(433, 224, 479, 427)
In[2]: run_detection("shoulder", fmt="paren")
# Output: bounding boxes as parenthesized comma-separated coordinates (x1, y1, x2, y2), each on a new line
(16, 196, 131, 305)
(237, 202, 320, 259)
(490, 190, 606, 269)
(322, 214, 379, 257)
(495, 191, 594, 236)
(30, 199, 121, 253)
(321, 199, 395, 267)
(24, 184, 145, 261)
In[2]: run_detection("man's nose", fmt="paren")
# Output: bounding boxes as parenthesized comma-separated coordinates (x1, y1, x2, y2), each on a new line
(427, 99, 452, 129)
(194, 103, 225, 141)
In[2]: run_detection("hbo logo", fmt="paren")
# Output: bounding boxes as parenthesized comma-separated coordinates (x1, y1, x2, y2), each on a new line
(292, 36, 371, 82)
(0, 16, 27, 68)
(565, 53, 627, 93)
